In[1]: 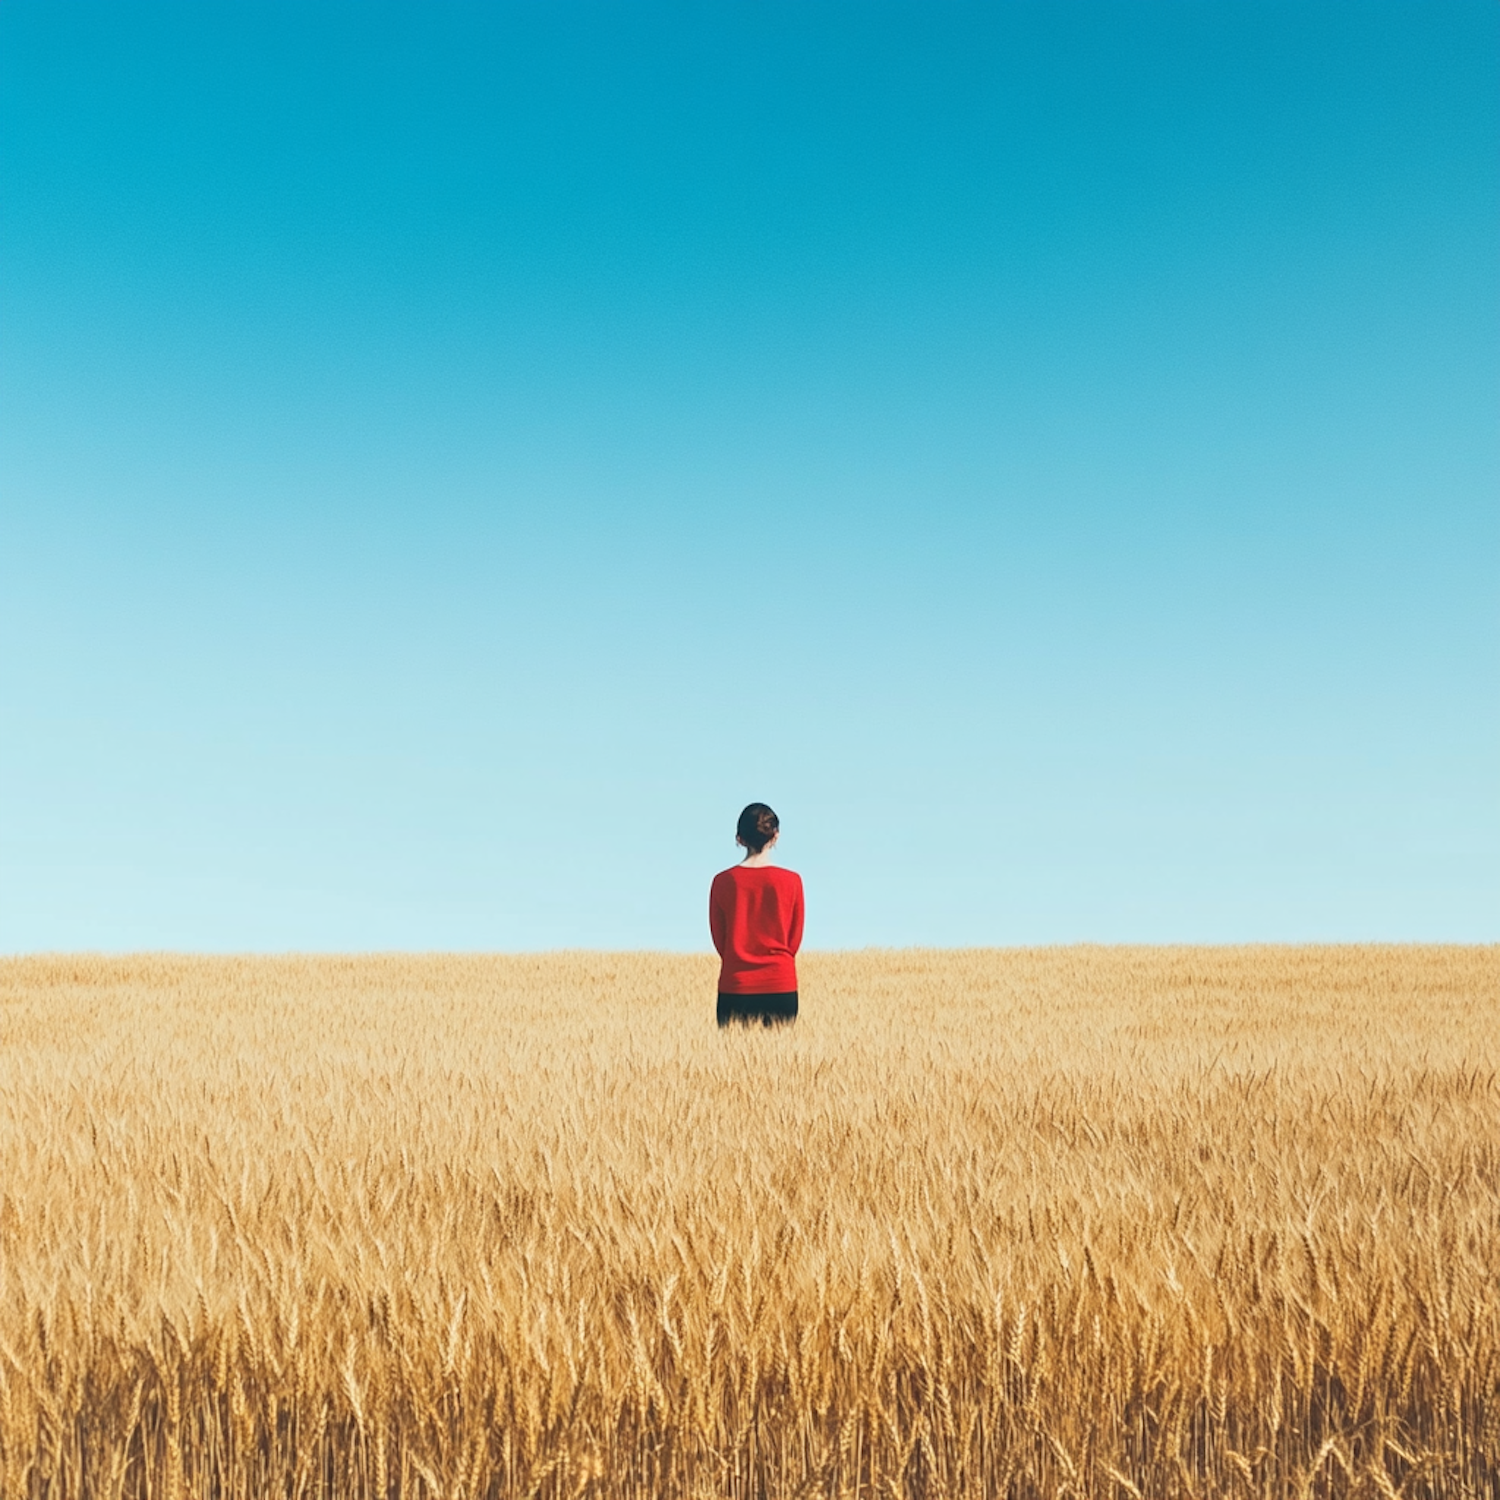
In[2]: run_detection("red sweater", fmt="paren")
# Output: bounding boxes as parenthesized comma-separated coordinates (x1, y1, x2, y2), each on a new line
(709, 865, 805, 994)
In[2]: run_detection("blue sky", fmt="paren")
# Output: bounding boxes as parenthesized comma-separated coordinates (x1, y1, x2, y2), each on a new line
(2, 2, 1496, 951)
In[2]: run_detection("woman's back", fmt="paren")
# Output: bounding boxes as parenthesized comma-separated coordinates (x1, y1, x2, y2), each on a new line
(709, 864, 804, 995)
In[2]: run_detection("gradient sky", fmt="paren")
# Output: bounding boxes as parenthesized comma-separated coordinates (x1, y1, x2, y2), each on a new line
(2, 2, 1496, 952)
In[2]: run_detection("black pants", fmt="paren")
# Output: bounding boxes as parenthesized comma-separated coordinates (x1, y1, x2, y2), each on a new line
(717, 991, 798, 1028)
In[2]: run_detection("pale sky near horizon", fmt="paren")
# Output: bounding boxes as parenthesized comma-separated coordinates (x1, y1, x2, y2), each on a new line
(2, 2, 1496, 952)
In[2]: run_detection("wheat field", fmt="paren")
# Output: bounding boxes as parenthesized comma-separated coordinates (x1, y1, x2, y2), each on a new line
(0, 947, 1496, 1499)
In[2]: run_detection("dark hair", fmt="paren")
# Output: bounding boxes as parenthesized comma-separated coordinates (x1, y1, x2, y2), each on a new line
(736, 802, 779, 854)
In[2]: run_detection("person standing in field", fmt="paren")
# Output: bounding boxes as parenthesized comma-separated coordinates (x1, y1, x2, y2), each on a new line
(709, 803, 805, 1027)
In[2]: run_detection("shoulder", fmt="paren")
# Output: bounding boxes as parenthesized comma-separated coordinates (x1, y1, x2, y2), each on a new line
(774, 866, 803, 889)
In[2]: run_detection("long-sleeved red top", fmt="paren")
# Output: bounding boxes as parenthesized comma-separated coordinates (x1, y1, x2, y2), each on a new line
(709, 865, 805, 994)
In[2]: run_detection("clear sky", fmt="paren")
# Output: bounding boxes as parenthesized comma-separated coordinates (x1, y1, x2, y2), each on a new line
(2, 2, 1496, 952)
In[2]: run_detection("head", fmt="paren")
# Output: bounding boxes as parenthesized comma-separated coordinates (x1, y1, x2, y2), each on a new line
(735, 802, 780, 855)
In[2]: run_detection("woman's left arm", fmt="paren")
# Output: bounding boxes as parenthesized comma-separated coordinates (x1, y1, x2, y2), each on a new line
(709, 877, 728, 956)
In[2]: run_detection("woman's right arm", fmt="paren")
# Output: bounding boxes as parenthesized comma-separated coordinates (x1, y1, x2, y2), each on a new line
(787, 877, 805, 956)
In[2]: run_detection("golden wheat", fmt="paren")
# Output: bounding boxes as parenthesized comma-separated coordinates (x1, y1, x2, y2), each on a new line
(0, 947, 1496, 1498)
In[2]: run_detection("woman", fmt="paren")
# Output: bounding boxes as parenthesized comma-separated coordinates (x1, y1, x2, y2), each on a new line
(709, 803, 805, 1027)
